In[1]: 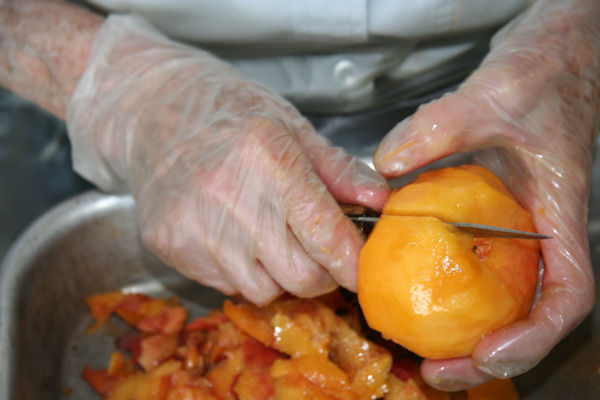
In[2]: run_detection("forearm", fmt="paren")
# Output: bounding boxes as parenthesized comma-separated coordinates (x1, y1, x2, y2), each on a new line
(0, 0, 103, 119)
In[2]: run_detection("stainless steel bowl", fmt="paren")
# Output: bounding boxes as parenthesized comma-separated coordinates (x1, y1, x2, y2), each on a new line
(0, 191, 225, 399)
(0, 190, 598, 399)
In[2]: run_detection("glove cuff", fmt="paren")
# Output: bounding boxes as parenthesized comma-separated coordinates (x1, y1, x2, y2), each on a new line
(66, 14, 167, 192)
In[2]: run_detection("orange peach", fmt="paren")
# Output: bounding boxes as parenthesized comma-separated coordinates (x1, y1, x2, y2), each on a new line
(467, 378, 519, 400)
(358, 165, 540, 359)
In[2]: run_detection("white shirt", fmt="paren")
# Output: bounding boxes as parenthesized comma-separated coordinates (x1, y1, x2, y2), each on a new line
(86, 0, 532, 112)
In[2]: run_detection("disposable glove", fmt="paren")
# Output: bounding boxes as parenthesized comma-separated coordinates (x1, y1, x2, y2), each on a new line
(374, 0, 599, 390)
(67, 15, 390, 305)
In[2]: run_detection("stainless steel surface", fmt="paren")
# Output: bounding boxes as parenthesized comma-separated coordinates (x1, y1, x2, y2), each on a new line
(0, 88, 92, 261)
(451, 222, 553, 239)
(348, 215, 553, 239)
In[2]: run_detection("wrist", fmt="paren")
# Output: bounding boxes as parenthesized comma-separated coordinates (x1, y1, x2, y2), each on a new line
(0, 0, 103, 118)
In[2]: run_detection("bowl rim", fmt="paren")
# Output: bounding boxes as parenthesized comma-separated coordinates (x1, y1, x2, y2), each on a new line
(0, 190, 134, 396)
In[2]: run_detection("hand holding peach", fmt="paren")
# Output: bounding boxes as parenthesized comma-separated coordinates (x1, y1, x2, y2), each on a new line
(371, 0, 598, 390)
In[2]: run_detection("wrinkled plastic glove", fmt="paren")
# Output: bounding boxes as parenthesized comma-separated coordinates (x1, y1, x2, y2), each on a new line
(374, 0, 599, 391)
(66, 15, 390, 305)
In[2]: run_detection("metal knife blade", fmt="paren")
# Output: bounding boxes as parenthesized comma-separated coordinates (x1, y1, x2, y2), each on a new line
(348, 215, 552, 240)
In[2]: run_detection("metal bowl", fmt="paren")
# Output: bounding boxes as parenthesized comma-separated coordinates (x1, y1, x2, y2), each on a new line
(0, 190, 598, 399)
(0, 191, 225, 399)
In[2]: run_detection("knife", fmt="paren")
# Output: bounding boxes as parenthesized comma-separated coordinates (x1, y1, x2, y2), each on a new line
(347, 215, 552, 240)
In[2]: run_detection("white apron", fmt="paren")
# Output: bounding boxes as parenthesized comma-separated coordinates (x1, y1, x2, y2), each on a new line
(86, 0, 531, 112)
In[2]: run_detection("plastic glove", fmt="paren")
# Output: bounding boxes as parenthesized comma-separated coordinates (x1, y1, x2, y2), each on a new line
(374, 0, 599, 391)
(66, 15, 390, 305)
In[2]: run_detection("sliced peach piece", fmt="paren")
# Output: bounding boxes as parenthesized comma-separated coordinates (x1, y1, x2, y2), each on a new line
(467, 378, 519, 399)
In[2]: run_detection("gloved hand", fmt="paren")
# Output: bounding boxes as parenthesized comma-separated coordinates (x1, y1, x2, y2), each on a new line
(374, 0, 599, 391)
(66, 15, 390, 305)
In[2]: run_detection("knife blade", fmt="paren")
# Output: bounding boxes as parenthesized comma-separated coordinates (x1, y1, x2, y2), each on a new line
(347, 215, 552, 240)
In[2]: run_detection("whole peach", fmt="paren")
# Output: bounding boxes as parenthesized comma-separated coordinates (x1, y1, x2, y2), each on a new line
(358, 165, 540, 359)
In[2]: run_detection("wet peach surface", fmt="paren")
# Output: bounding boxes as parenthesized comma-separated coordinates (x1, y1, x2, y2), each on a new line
(358, 165, 540, 359)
